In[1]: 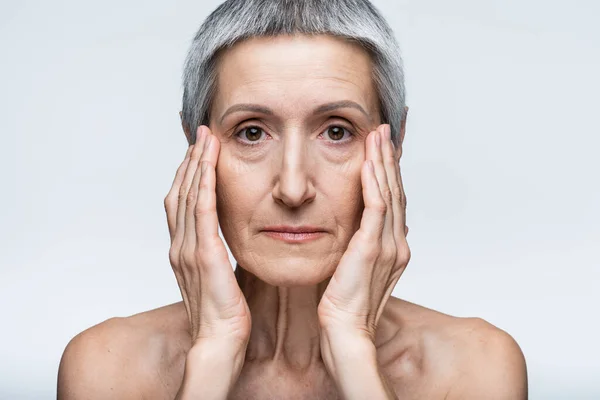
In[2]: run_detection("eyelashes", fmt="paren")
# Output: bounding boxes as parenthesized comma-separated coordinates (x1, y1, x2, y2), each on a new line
(234, 126, 269, 147)
(233, 123, 357, 148)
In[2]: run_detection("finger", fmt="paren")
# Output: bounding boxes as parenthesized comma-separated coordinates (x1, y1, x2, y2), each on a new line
(195, 132, 221, 248)
(165, 144, 194, 242)
(366, 128, 394, 240)
(393, 140, 407, 241)
(175, 126, 207, 247)
(199, 127, 221, 169)
(195, 135, 238, 297)
(185, 128, 213, 250)
(381, 124, 406, 243)
(357, 159, 386, 241)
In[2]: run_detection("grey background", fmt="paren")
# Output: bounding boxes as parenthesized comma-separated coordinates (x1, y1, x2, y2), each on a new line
(1, 0, 599, 398)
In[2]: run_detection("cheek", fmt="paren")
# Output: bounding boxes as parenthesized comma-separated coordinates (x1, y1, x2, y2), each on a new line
(215, 155, 267, 241)
(319, 160, 364, 234)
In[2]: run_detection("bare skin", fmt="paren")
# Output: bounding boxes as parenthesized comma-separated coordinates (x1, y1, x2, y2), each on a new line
(57, 34, 527, 399)
(57, 296, 524, 399)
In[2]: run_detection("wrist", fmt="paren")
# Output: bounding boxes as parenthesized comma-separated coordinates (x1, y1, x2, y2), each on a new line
(320, 330, 377, 373)
(320, 328, 376, 354)
(177, 341, 247, 400)
(319, 332, 396, 399)
(189, 338, 247, 372)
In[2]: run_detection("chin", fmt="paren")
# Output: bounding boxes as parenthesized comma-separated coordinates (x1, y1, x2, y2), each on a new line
(237, 254, 335, 287)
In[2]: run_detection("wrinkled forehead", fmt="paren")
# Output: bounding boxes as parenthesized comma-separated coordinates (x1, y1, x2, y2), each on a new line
(211, 34, 380, 126)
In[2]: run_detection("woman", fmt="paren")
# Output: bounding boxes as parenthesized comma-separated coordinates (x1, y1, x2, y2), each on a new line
(58, 0, 527, 398)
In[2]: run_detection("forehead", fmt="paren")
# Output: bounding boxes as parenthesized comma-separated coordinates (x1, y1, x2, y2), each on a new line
(212, 34, 379, 123)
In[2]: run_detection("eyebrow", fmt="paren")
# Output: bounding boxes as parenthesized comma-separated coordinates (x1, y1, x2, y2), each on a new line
(219, 100, 373, 125)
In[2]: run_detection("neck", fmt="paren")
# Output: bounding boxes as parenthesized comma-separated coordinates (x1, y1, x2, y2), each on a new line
(234, 263, 332, 371)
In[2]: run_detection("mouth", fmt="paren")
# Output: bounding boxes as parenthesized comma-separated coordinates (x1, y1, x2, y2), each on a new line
(261, 226, 327, 244)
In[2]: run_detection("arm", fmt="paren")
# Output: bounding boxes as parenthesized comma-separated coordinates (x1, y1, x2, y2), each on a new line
(317, 125, 407, 399)
(165, 127, 251, 398)
(321, 332, 398, 400)
(175, 340, 246, 400)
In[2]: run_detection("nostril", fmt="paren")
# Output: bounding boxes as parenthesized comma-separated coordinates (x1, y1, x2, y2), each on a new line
(272, 178, 316, 209)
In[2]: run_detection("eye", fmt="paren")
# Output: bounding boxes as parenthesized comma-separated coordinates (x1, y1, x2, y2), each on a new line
(234, 125, 270, 146)
(319, 124, 355, 144)
(233, 122, 356, 147)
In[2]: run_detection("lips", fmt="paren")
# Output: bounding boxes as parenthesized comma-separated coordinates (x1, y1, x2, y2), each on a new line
(261, 226, 326, 233)
(261, 226, 327, 243)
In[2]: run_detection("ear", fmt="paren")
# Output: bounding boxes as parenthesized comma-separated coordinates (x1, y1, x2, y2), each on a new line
(395, 106, 409, 161)
(179, 111, 193, 145)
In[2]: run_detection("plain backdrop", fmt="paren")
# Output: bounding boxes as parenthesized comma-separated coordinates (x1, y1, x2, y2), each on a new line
(1, 0, 599, 398)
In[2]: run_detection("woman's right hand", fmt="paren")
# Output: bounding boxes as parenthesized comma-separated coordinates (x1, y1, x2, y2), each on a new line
(164, 125, 251, 351)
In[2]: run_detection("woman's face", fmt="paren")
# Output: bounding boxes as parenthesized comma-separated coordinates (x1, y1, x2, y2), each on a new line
(208, 34, 383, 286)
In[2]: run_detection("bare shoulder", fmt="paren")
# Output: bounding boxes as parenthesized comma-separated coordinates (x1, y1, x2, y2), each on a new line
(382, 297, 528, 399)
(57, 303, 190, 400)
(444, 315, 528, 399)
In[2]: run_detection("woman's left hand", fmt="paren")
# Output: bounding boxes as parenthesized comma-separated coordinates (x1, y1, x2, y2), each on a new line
(317, 124, 410, 398)
(317, 124, 411, 343)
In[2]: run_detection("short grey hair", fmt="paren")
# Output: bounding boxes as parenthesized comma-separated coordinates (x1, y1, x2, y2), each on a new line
(181, 0, 406, 147)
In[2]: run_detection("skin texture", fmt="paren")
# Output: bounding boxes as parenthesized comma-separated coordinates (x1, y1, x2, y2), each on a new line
(57, 34, 528, 399)
(210, 34, 381, 288)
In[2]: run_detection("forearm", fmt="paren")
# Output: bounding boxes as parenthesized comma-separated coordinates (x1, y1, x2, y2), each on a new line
(321, 333, 398, 400)
(175, 340, 246, 400)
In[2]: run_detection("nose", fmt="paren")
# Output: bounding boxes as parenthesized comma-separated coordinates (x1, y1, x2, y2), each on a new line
(271, 135, 316, 208)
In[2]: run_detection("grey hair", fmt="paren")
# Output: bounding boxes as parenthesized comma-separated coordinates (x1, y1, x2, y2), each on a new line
(181, 0, 406, 147)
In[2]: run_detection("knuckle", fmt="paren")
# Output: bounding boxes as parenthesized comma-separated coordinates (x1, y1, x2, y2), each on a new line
(397, 242, 411, 265)
(199, 178, 210, 191)
(382, 187, 393, 205)
(178, 187, 188, 203)
(194, 202, 213, 217)
(186, 191, 197, 206)
(164, 193, 178, 212)
(392, 184, 403, 201)
(168, 247, 180, 268)
(372, 199, 387, 215)
(384, 158, 397, 174)
(181, 246, 196, 268)
(382, 246, 396, 264)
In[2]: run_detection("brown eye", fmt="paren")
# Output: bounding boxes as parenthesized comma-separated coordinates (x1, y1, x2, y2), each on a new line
(235, 126, 268, 146)
(243, 127, 263, 141)
(323, 125, 352, 142)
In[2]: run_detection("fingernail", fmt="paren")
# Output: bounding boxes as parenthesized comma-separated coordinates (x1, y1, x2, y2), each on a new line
(375, 132, 381, 147)
(385, 125, 391, 140)
(204, 135, 212, 150)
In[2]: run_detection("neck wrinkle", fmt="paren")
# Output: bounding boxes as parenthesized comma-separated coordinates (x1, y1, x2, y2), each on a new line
(235, 263, 332, 371)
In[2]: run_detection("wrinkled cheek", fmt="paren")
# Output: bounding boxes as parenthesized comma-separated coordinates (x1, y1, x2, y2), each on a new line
(215, 168, 260, 254)
(215, 174, 241, 245)
(330, 178, 364, 243)
(215, 155, 248, 214)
